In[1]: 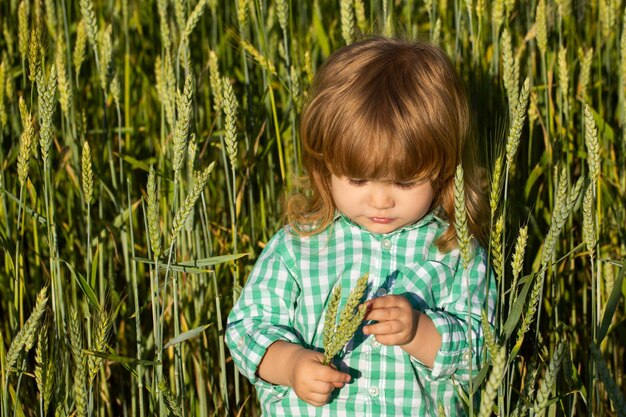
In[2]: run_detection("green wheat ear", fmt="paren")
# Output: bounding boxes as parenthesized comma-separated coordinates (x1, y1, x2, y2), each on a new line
(322, 273, 369, 366)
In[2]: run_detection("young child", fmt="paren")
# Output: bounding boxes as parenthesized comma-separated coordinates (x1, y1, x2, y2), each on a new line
(226, 36, 496, 416)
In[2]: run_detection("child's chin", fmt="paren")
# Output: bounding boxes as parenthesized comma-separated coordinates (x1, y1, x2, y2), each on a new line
(364, 223, 398, 234)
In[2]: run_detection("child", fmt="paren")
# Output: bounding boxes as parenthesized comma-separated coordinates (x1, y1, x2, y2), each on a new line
(226, 36, 496, 416)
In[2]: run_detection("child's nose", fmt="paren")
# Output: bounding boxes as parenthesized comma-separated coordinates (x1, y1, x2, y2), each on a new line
(368, 186, 395, 209)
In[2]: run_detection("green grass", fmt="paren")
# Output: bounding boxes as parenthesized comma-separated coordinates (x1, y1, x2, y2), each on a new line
(0, 0, 624, 416)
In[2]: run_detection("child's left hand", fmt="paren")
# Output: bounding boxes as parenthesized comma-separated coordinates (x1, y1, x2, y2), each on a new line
(362, 295, 419, 346)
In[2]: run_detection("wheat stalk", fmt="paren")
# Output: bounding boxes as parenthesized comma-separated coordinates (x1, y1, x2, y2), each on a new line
(180, 0, 207, 55)
(37, 65, 58, 166)
(535, 0, 547, 56)
(505, 77, 530, 167)
(79, 0, 98, 52)
(155, 55, 176, 131)
(88, 308, 112, 387)
(69, 308, 88, 417)
(110, 72, 120, 105)
(354, 0, 367, 33)
(169, 162, 216, 243)
(556, 0, 572, 17)
(323, 284, 342, 351)
(5, 287, 48, 372)
(81, 141, 94, 205)
(18, 1, 30, 60)
(454, 165, 473, 267)
(489, 155, 503, 220)
(478, 345, 506, 417)
(239, 39, 277, 75)
(44, 0, 57, 39)
(173, 0, 185, 33)
(501, 29, 518, 112)
(491, 214, 504, 281)
(584, 104, 600, 191)
(98, 24, 112, 93)
(340, 0, 354, 44)
(173, 72, 194, 178)
(322, 273, 369, 365)
(147, 166, 162, 258)
(476, 0, 486, 33)
(541, 170, 583, 268)
(17, 97, 34, 187)
(432, 18, 442, 46)
(513, 274, 542, 356)
(290, 65, 301, 111)
(504, 0, 515, 20)
(0, 61, 6, 129)
(557, 46, 569, 117)
(276, 0, 287, 33)
(510, 225, 528, 295)
(159, 379, 184, 417)
(222, 76, 239, 169)
(304, 50, 314, 84)
(599, 0, 610, 39)
(28, 27, 41, 82)
(208, 50, 223, 114)
(481, 310, 497, 359)
(55, 35, 73, 118)
(74, 19, 88, 80)
(582, 186, 596, 259)
(577, 47, 593, 100)
(622, 13, 626, 106)
(492, 0, 504, 37)
(4, 60, 13, 105)
(157, 0, 172, 55)
(533, 340, 566, 416)
(34, 326, 53, 415)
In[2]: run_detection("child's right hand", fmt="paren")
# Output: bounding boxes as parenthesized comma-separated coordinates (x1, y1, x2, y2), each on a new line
(287, 348, 351, 407)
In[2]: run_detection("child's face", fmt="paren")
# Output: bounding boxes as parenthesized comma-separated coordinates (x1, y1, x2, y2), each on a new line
(330, 174, 435, 234)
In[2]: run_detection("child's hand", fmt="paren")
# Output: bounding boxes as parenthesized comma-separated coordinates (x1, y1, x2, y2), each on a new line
(363, 295, 419, 346)
(287, 348, 351, 407)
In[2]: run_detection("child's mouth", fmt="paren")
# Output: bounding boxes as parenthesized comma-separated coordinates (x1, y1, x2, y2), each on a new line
(370, 217, 394, 224)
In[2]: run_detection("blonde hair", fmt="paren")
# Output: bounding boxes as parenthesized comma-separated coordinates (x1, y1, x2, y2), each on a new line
(287, 36, 488, 251)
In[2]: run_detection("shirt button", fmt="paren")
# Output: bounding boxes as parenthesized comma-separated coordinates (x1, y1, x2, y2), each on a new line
(368, 386, 380, 397)
(237, 337, 245, 348)
(381, 238, 392, 250)
(371, 339, 381, 348)
(462, 350, 471, 363)
(375, 287, 387, 297)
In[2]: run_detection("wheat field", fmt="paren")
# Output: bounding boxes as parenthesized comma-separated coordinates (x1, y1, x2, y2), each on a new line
(0, 0, 624, 416)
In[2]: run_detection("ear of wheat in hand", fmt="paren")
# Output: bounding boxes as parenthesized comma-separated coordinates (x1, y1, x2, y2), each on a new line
(322, 273, 368, 366)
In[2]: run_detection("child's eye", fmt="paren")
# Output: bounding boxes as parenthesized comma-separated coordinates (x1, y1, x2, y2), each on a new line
(348, 179, 368, 186)
(395, 181, 416, 189)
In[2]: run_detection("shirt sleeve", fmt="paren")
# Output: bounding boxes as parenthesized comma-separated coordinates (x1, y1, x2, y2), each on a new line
(409, 244, 497, 382)
(225, 230, 301, 398)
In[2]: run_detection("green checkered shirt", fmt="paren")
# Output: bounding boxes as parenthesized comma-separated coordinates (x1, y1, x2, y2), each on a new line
(226, 212, 496, 416)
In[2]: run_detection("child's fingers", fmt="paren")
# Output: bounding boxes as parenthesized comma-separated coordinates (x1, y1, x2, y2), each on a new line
(366, 294, 408, 310)
(302, 391, 332, 407)
(317, 366, 351, 385)
(365, 303, 411, 325)
(363, 320, 401, 336)
(366, 294, 396, 308)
